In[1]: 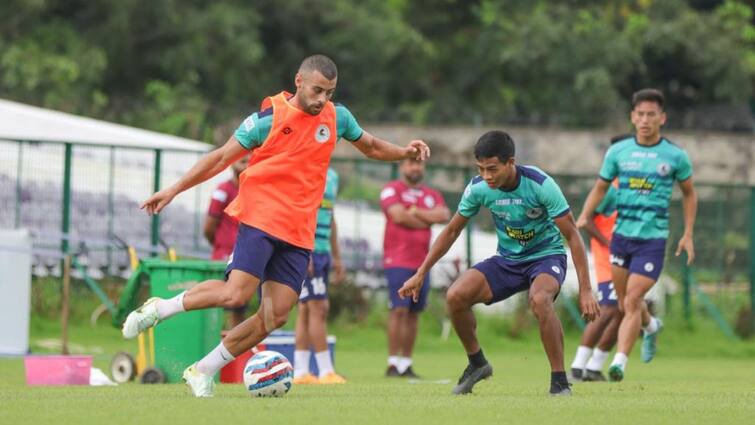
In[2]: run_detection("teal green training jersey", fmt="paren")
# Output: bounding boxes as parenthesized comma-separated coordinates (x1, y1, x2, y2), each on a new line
(598, 136, 692, 240)
(234, 103, 363, 149)
(458, 165, 570, 262)
(313, 168, 339, 253)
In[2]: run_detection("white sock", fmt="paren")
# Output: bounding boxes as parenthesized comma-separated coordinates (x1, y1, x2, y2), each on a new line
(315, 350, 334, 377)
(294, 350, 311, 378)
(388, 356, 399, 367)
(156, 291, 186, 320)
(396, 356, 412, 374)
(611, 352, 628, 369)
(196, 342, 235, 376)
(570, 345, 592, 370)
(586, 349, 610, 371)
(643, 317, 659, 334)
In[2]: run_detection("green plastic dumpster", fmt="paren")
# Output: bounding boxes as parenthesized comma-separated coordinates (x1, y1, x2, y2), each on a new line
(113, 258, 227, 383)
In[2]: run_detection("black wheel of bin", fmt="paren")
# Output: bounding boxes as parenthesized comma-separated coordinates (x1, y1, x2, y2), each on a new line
(110, 352, 136, 384)
(140, 367, 166, 384)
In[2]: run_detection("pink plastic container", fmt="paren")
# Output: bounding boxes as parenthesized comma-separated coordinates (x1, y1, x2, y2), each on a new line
(24, 355, 92, 386)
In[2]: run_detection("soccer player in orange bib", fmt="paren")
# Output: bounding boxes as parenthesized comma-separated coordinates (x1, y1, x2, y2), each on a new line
(122, 55, 430, 397)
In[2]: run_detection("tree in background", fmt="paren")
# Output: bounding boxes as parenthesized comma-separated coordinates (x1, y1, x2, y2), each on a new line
(0, 0, 752, 140)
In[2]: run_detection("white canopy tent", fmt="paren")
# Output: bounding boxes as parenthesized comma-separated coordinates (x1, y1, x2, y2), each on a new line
(0, 98, 210, 152)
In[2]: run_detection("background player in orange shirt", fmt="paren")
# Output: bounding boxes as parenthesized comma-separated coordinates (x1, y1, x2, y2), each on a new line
(122, 55, 430, 397)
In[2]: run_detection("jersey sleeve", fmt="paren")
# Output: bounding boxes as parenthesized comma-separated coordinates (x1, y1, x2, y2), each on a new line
(675, 150, 693, 181)
(594, 185, 617, 215)
(457, 180, 481, 218)
(233, 112, 273, 150)
(380, 183, 402, 212)
(208, 186, 230, 218)
(539, 177, 570, 219)
(598, 147, 619, 181)
(335, 104, 364, 142)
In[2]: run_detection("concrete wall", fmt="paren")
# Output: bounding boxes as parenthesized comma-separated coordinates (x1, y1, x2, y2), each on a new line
(334, 124, 755, 185)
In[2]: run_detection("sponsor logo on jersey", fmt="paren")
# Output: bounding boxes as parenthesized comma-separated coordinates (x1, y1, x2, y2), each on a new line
(380, 187, 396, 200)
(424, 195, 436, 208)
(628, 177, 654, 192)
(495, 198, 523, 206)
(243, 116, 255, 131)
(505, 225, 535, 246)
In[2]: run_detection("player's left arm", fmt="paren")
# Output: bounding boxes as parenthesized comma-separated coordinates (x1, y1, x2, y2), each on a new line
(352, 131, 429, 162)
(337, 104, 429, 161)
(330, 216, 346, 284)
(675, 177, 697, 265)
(554, 213, 600, 322)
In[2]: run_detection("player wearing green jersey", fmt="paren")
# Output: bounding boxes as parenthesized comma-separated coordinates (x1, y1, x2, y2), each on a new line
(577, 89, 697, 382)
(399, 130, 599, 396)
(293, 168, 347, 385)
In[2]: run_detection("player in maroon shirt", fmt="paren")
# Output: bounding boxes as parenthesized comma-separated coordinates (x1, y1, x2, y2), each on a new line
(205, 155, 249, 327)
(380, 158, 450, 377)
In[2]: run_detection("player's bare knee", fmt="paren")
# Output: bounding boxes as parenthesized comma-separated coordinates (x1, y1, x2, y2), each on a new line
(528, 292, 553, 317)
(446, 288, 467, 311)
(624, 293, 644, 313)
(391, 307, 409, 319)
(270, 308, 290, 329)
(225, 291, 250, 309)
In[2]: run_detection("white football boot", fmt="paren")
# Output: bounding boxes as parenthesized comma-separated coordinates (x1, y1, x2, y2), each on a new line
(121, 297, 161, 339)
(183, 363, 215, 398)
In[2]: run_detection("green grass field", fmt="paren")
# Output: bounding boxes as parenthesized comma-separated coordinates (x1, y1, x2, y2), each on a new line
(1, 310, 755, 425)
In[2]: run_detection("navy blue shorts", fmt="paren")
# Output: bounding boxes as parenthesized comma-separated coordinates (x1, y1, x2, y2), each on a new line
(225, 224, 311, 295)
(609, 234, 666, 281)
(473, 254, 567, 305)
(386, 267, 430, 312)
(299, 252, 331, 303)
(597, 281, 618, 307)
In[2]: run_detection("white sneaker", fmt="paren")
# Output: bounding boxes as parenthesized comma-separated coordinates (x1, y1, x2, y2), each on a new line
(122, 297, 161, 339)
(183, 363, 215, 398)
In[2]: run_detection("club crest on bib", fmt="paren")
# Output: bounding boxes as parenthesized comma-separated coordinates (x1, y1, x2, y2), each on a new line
(315, 124, 330, 143)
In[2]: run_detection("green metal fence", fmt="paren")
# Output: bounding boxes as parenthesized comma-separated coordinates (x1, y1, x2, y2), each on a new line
(1, 138, 753, 335)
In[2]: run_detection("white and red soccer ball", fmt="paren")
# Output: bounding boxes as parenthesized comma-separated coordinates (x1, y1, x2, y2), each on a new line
(243, 351, 294, 397)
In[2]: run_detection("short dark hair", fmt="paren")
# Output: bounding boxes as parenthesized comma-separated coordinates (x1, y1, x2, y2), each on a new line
(299, 54, 338, 80)
(474, 130, 515, 163)
(632, 88, 664, 110)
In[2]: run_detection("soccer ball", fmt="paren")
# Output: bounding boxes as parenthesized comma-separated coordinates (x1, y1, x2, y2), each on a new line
(243, 350, 294, 397)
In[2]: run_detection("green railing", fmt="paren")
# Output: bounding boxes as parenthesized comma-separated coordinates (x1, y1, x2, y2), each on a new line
(1, 138, 753, 335)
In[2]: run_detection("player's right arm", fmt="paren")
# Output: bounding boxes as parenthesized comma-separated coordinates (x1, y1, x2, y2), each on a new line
(576, 145, 619, 228)
(578, 216, 609, 247)
(398, 212, 469, 302)
(576, 179, 610, 229)
(141, 136, 249, 215)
